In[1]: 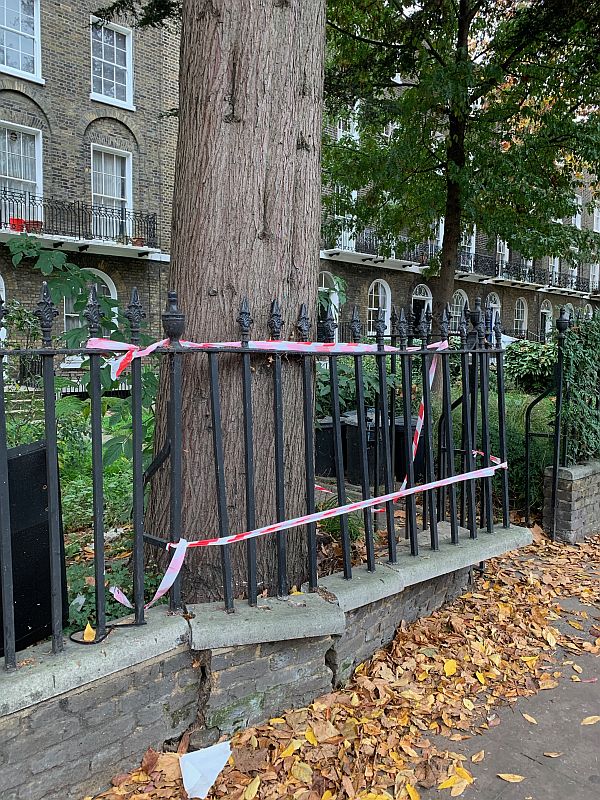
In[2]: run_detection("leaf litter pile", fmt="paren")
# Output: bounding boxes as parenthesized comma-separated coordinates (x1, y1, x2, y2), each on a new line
(90, 531, 600, 800)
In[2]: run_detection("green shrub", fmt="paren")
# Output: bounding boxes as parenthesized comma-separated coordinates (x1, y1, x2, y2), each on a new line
(61, 458, 134, 533)
(504, 339, 556, 394)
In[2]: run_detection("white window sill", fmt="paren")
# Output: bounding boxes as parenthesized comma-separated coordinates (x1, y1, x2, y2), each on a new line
(90, 93, 136, 112)
(0, 65, 45, 85)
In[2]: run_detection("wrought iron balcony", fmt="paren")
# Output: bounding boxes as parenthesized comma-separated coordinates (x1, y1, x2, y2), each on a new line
(0, 189, 159, 248)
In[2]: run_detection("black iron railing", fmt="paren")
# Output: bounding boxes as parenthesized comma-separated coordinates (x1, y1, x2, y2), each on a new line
(0, 189, 159, 248)
(0, 286, 510, 671)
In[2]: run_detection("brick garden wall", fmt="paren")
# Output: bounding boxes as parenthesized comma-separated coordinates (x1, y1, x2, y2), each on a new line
(543, 461, 600, 543)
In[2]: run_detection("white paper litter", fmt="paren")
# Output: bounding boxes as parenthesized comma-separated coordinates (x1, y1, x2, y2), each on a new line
(179, 740, 231, 799)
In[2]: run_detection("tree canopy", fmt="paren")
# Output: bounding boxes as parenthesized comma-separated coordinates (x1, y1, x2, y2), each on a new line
(324, 0, 600, 304)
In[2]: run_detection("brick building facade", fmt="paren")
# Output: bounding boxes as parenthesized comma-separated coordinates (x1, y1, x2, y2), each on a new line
(0, 1, 179, 341)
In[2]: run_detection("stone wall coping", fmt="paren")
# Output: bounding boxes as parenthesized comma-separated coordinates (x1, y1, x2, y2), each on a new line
(0, 525, 531, 718)
(0, 612, 190, 717)
(544, 461, 600, 481)
(186, 592, 346, 651)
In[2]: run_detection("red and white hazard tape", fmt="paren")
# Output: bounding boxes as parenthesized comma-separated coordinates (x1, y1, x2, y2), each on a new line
(91, 335, 505, 609)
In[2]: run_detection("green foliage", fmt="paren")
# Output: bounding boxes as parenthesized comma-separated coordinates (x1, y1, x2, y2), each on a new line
(504, 339, 557, 394)
(61, 458, 134, 533)
(316, 494, 364, 542)
(562, 313, 600, 464)
(315, 356, 398, 419)
(324, 1, 600, 276)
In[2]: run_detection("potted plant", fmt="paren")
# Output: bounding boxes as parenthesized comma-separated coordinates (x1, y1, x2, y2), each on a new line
(9, 217, 25, 232)
(131, 236, 145, 247)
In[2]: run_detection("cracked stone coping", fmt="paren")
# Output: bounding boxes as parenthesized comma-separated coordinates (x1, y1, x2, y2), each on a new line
(0, 525, 530, 717)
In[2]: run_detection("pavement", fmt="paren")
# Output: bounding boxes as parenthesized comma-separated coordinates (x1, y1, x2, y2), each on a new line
(420, 597, 600, 800)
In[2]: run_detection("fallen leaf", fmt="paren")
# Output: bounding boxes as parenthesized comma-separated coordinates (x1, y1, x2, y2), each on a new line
(444, 659, 458, 677)
(471, 750, 485, 763)
(497, 774, 525, 783)
(279, 739, 303, 759)
(543, 752, 563, 758)
(305, 727, 318, 746)
(312, 719, 339, 742)
(522, 713, 537, 725)
(83, 622, 96, 642)
(141, 748, 160, 775)
(291, 761, 313, 784)
(450, 780, 469, 797)
(455, 766, 474, 784)
(581, 716, 600, 725)
(406, 783, 420, 800)
(438, 775, 461, 789)
(244, 775, 260, 799)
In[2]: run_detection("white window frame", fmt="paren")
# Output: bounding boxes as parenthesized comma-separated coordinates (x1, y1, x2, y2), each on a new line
(565, 302, 575, 321)
(514, 297, 527, 334)
(90, 143, 133, 239)
(594, 207, 600, 233)
(89, 16, 135, 111)
(540, 299, 553, 339)
(590, 263, 599, 292)
(584, 303, 593, 319)
(549, 256, 560, 283)
(487, 291, 501, 322)
(459, 226, 476, 271)
(318, 270, 340, 344)
(450, 289, 468, 333)
(0, 119, 43, 210)
(572, 195, 582, 230)
(411, 283, 433, 323)
(0, 0, 44, 84)
(496, 237, 509, 268)
(367, 279, 391, 336)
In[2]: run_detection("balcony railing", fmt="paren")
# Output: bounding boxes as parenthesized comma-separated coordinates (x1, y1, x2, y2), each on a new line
(1, 189, 159, 248)
(457, 251, 592, 294)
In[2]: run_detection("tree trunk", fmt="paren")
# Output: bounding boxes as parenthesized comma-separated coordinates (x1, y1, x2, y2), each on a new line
(147, 0, 325, 602)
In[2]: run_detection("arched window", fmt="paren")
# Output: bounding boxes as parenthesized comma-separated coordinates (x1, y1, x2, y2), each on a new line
(540, 299, 553, 341)
(486, 291, 501, 319)
(450, 289, 468, 333)
(64, 268, 118, 335)
(514, 298, 527, 336)
(565, 302, 575, 322)
(411, 283, 432, 325)
(367, 279, 391, 336)
(584, 303, 593, 319)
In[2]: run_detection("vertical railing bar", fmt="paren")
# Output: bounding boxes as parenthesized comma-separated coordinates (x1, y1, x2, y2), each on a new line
(350, 306, 375, 572)
(322, 306, 351, 578)
(84, 286, 106, 638)
(440, 307, 459, 544)
(125, 288, 146, 623)
(208, 352, 234, 610)
(398, 308, 417, 555)
(417, 312, 438, 550)
(269, 300, 288, 596)
(493, 313, 510, 529)
(373, 391, 380, 534)
(479, 314, 494, 533)
(0, 338, 17, 670)
(36, 283, 63, 654)
(551, 308, 569, 542)
(238, 299, 258, 605)
(375, 309, 397, 562)
(297, 305, 318, 591)
(162, 292, 185, 611)
(459, 306, 478, 538)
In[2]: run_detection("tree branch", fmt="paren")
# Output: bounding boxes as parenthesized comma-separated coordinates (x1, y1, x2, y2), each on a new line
(326, 19, 402, 50)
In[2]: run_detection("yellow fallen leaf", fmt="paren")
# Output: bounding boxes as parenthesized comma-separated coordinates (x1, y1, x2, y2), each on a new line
(471, 750, 485, 763)
(497, 774, 525, 783)
(522, 713, 537, 725)
(543, 752, 563, 758)
(269, 718, 286, 725)
(463, 698, 474, 711)
(571, 675, 581, 682)
(244, 776, 260, 800)
(544, 629, 557, 648)
(581, 716, 600, 725)
(291, 761, 313, 783)
(279, 739, 303, 759)
(572, 664, 583, 674)
(305, 727, 317, 746)
(321, 792, 334, 800)
(83, 622, 96, 643)
(450, 780, 468, 797)
(455, 766, 474, 784)
(438, 775, 461, 789)
(406, 783, 420, 800)
(475, 671, 486, 685)
(444, 659, 457, 677)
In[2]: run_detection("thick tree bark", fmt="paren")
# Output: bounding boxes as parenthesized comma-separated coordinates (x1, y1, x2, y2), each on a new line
(147, 0, 325, 602)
